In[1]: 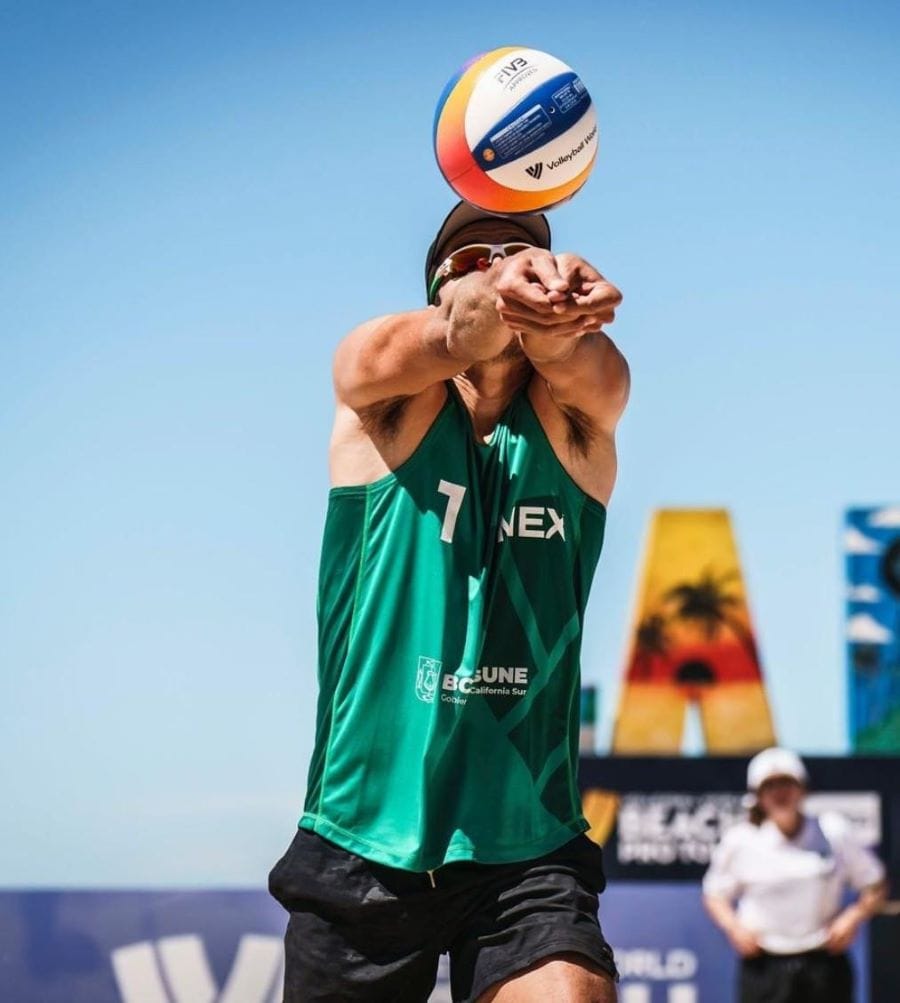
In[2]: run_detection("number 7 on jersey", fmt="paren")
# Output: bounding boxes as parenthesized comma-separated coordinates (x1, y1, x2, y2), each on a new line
(437, 480, 466, 543)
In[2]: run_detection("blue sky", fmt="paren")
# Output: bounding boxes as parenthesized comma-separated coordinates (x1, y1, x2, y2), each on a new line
(2, 1, 899, 885)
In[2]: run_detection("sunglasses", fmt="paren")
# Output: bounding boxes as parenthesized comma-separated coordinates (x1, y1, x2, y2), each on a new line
(429, 241, 532, 304)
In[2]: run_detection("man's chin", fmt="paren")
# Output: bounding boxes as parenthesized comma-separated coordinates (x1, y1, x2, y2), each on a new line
(489, 340, 526, 363)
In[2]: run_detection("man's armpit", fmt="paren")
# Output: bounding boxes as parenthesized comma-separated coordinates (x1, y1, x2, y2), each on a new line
(356, 395, 411, 442)
(559, 403, 597, 459)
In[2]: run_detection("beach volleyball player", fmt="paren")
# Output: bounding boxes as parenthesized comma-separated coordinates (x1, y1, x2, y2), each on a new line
(268, 200, 628, 1002)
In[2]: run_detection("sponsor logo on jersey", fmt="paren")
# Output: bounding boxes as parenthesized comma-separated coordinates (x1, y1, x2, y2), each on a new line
(497, 505, 565, 542)
(415, 656, 442, 703)
(441, 666, 530, 705)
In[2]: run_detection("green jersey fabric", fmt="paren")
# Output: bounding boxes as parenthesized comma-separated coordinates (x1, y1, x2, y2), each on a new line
(300, 383, 607, 871)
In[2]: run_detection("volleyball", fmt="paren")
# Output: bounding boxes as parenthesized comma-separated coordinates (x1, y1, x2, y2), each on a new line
(433, 47, 598, 215)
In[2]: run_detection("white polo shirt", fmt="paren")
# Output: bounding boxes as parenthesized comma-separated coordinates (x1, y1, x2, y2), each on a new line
(703, 812, 885, 954)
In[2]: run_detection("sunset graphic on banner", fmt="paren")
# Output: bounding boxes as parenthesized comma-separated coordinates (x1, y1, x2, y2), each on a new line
(612, 509, 776, 753)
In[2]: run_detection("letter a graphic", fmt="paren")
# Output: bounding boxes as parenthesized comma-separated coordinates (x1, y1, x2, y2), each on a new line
(612, 509, 776, 753)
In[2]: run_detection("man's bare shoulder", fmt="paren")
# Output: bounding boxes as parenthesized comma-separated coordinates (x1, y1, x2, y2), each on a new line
(331, 314, 395, 389)
(329, 383, 448, 488)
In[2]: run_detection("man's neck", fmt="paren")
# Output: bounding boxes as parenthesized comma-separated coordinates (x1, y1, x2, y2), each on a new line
(454, 355, 533, 439)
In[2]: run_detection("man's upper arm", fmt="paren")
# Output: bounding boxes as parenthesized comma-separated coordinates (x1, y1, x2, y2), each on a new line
(533, 331, 630, 432)
(333, 309, 461, 411)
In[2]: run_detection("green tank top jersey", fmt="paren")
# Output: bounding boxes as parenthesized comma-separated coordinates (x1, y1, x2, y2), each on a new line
(300, 384, 607, 871)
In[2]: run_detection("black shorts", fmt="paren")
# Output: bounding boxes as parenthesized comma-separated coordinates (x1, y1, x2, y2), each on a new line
(740, 950, 853, 1003)
(268, 828, 618, 1003)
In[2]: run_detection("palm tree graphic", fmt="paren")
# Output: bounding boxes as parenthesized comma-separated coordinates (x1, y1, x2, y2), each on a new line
(664, 567, 760, 666)
(634, 613, 671, 678)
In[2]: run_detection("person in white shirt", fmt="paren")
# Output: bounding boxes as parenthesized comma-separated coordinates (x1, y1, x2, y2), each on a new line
(703, 747, 887, 1003)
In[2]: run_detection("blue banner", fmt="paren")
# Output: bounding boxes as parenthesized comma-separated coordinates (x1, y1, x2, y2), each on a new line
(846, 506, 900, 751)
(0, 886, 870, 1003)
(603, 884, 869, 1003)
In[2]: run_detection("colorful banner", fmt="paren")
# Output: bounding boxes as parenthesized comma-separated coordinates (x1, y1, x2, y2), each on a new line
(846, 507, 900, 751)
(613, 510, 775, 753)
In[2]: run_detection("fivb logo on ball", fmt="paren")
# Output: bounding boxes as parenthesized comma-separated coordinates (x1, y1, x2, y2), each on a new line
(492, 55, 537, 90)
(434, 47, 599, 214)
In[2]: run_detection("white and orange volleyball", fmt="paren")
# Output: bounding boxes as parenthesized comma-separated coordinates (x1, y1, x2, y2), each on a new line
(433, 47, 598, 215)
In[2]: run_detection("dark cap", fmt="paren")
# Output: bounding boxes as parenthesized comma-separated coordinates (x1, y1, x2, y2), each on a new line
(425, 201, 551, 303)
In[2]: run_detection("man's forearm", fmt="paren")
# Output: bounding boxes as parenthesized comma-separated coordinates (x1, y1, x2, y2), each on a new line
(517, 328, 583, 367)
(444, 271, 512, 363)
(518, 330, 630, 425)
(333, 271, 510, 409)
